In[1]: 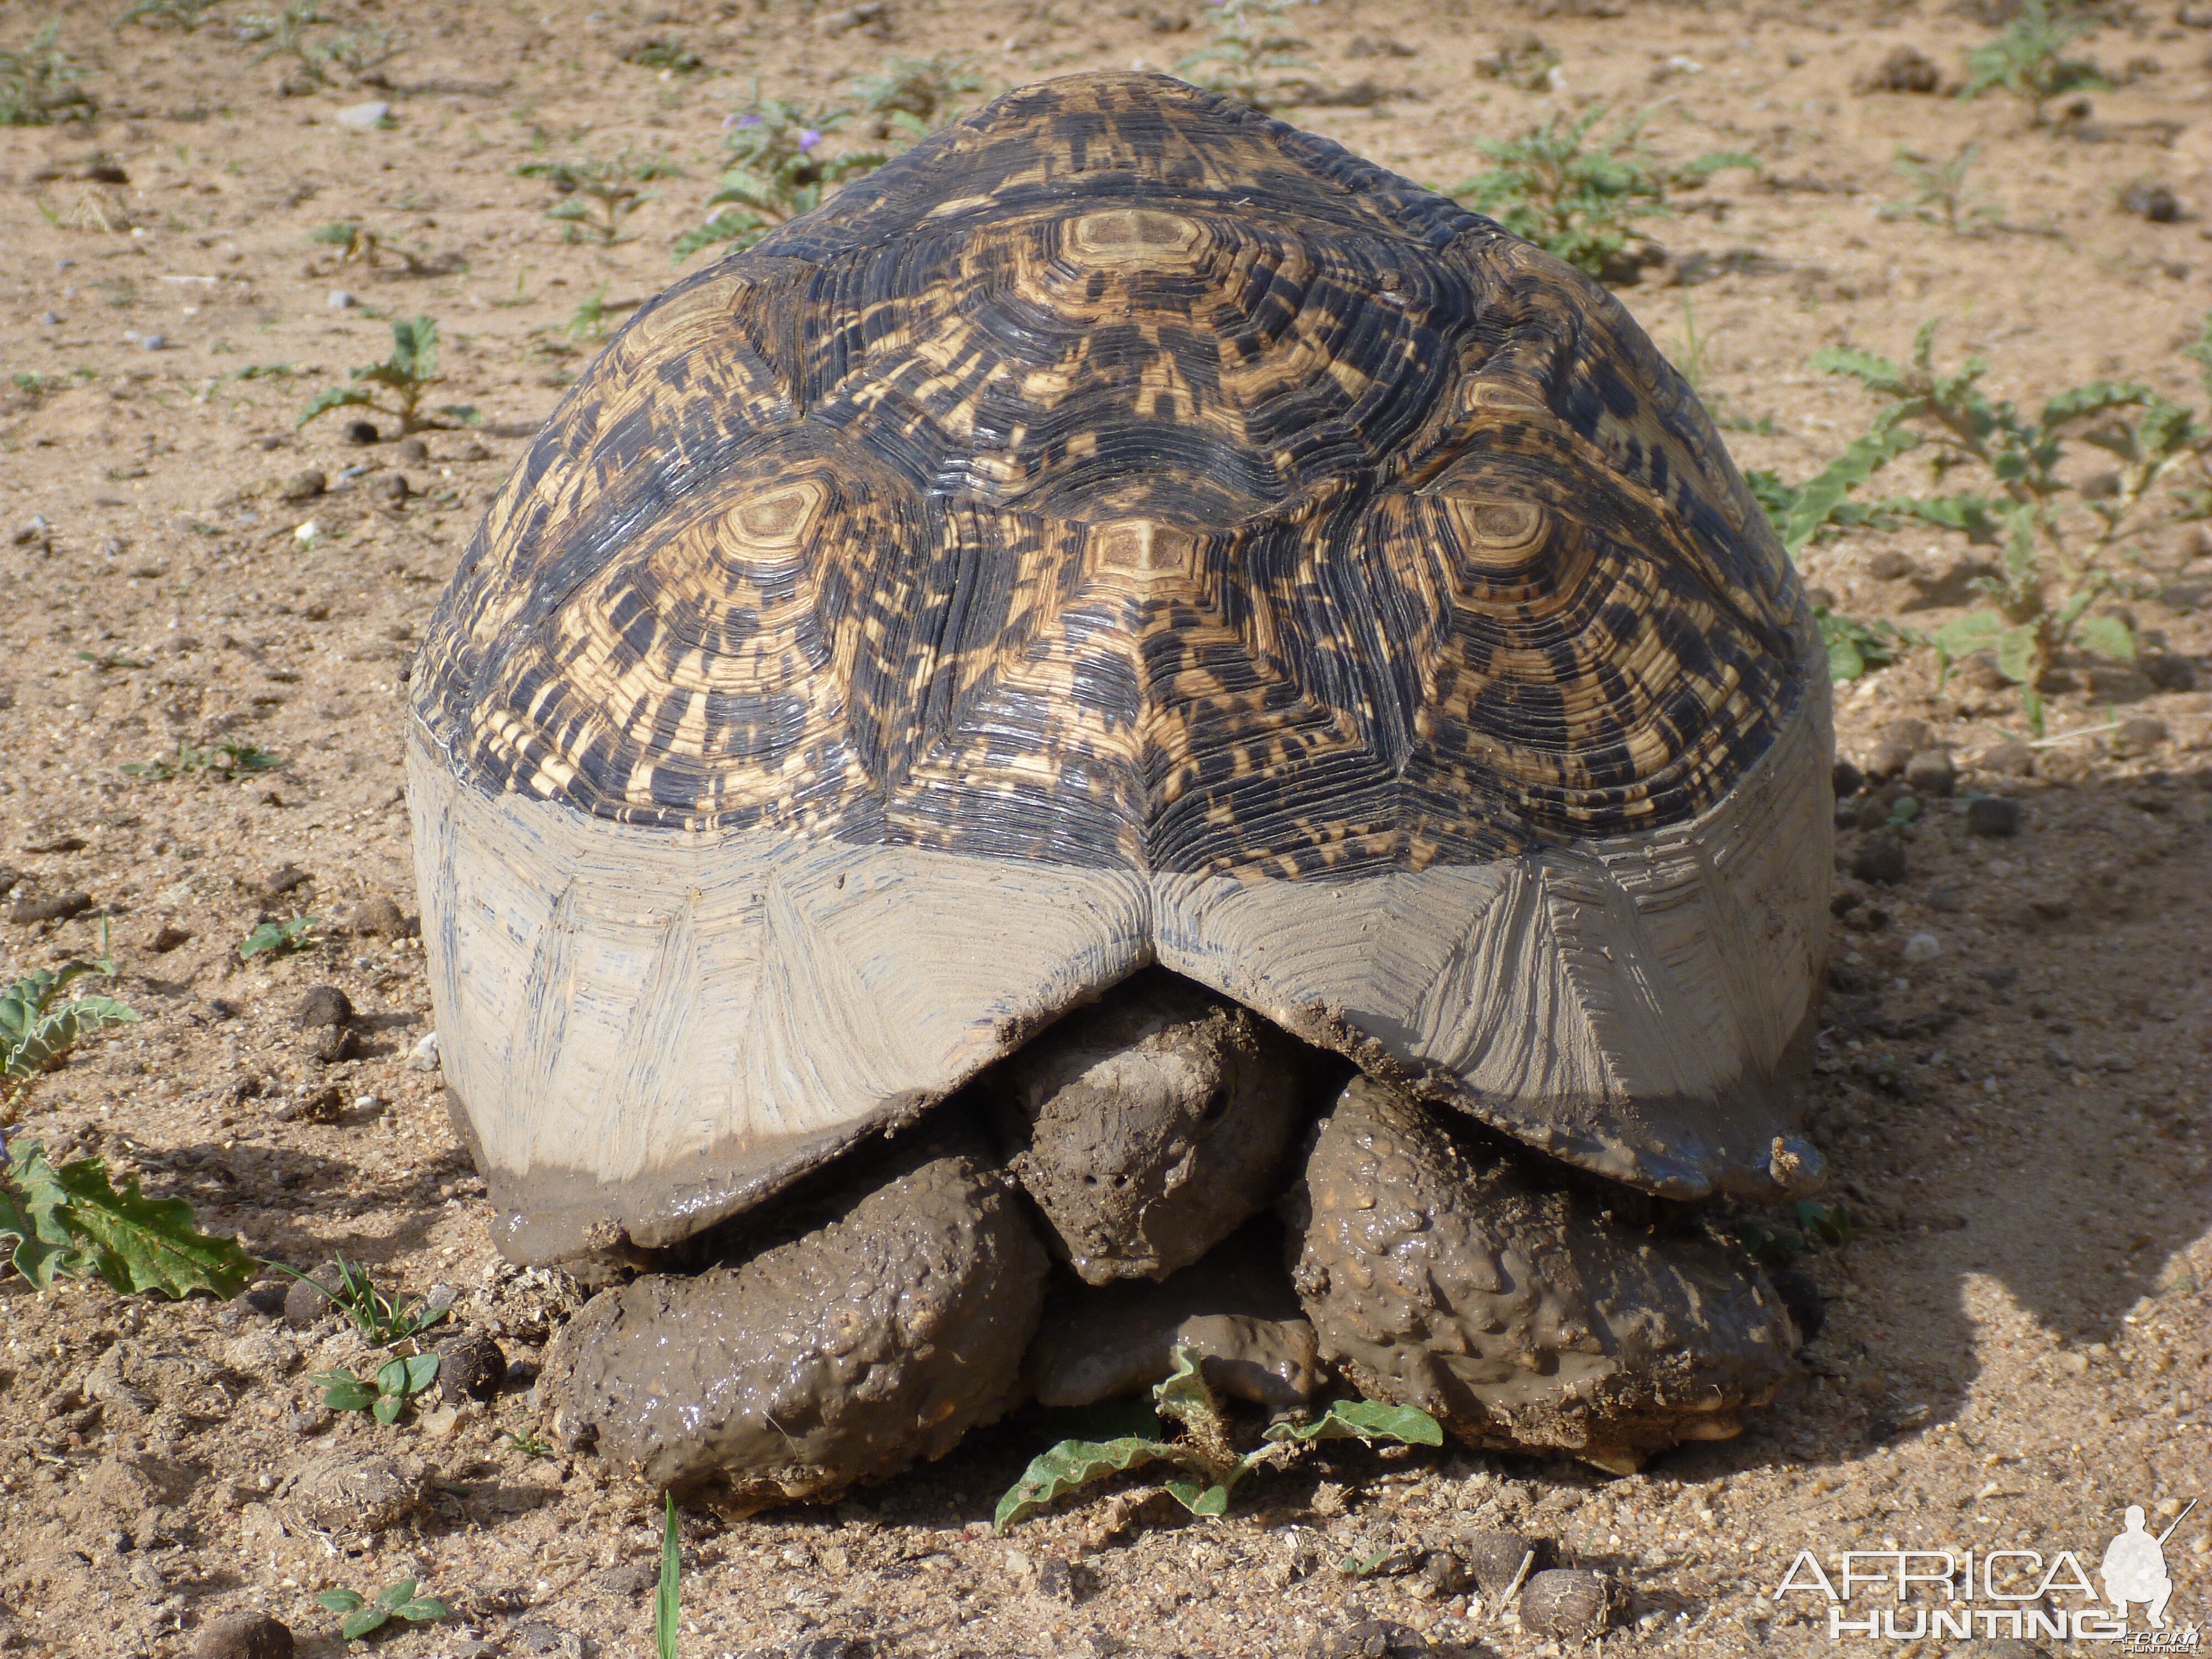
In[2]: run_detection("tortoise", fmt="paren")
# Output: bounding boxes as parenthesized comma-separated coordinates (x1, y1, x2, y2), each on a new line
(409, 71, 1834, 1501)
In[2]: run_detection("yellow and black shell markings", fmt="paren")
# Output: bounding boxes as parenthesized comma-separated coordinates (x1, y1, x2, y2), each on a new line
(413, 71, 1812, 881)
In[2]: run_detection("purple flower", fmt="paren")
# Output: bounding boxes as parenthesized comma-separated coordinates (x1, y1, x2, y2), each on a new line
(797, 127, 822, 152)
(723, 111, 761, 131)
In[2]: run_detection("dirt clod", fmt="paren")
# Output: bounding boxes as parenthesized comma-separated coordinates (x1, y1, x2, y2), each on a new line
(437, 1330, 508, 1402)
(275, 1450, 423, 1533)
(291, 984, 353, 1029)
(190, 1614, 294, 1659)
(1966, 796, 2023, 837)
(274, 470, 325, 503)
(11, 890, 91, 925)
(1519, 1568, 1622, 1639)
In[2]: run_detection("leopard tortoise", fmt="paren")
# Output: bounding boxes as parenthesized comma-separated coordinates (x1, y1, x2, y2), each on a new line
(409, 72, 1833, 1501)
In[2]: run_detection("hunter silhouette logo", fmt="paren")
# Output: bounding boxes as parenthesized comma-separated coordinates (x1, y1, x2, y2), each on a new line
(1773, 1499, 2202, 1644)
(2104, 1501, 2195, 1629)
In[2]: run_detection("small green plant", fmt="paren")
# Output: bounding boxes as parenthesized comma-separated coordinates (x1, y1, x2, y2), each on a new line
(558, 286, 617, 342)
(118, 0, 221, 30)
(310, 1353, 442, 1425)
(298, 315, 476, 435)
(656, 1491, 681, 1659)
(1958, 0, 2104, 125)
(675, 91, 890, 261)
(76, 648, 149, 671)
(2, 952, 138, 1108)
(1, 23, 98, 126)
(849, 53, 985, 138)
(2, 1133, 255, 1296)
(502, 1426, 554, 1458)
(303, 221, 455, 275)
(517, 151, 685, 246)
(622, 35, 703, 74)
(238, 916, 319, 959)
(1668, 296, 1773, 436)
(995, 1347, 1443, 1531)
(275, 1253, 450, 1343)
(1881, 143, 2004, 237)
(1449, 107, 1756, 283)
(1176, 0, 1319, 114)
(1781, 317, 2212, 727)
(1473, 32, 1560, 93)
(317, 1578, 451, 1640)
(1738, 1200, 1857, 1269)
(122, 738, 283, 781)
(236, 2, 404, 91)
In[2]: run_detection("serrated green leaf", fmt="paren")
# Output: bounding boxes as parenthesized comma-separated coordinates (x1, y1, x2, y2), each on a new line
(297, 383, 373, 427)
(2072, 612, 2135, 660)
(0, 1156, 87, 1290)
(1262, 1399, 1445, 1447)
(1777, 427, 1919, 554)
(340, 1604, 391, 1639)
(2038, 380, 2148, 430)
(29, 1152, 252, 1298)
(1164, 1479, 1230, 1516)
(993, 1436, 1185, 1532)
(317, 1589, 366, 1613)
(658, 1490, 681, 1659)
(1996, 624, 2041, 686)
(1809, 345, 1907, 397)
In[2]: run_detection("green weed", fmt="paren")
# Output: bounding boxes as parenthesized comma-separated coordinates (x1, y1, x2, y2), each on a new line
(1176, 0, 1318, 114)
(122, 738, 283, 781)
(76, 648, 149, 671)
(517, 151, 685, 246)
(1, 23, 98, 126)
(1737, 1201, 1857, 1269)
(238, 916, 319, 959)
(502, 1426, 554, 1458)
(1, 1133, 255, 1298)
(298, 315, 476, 435)
(657, 1491, 681, 1658)
(674, 91, 890, 262)
(273, 1253, 450, 1344)
(1881, 143, 2005, 237)
(995, 1347, 1442, 1532)
(235, 2, 404, 91)
(310, 1352, 441, 1425)
(849, 53, 984, 138)
(1958, 0, 2104, 124)
(1782, 316, 2212, 728)
(117, 0, 221, 29)
(317, 1579, 451, 1641)
(304, 221, 455, 276)
(622, 35, 703, 74)
(1473, 32, 1560, 93)
(1450, 107, 1756, 283)
(2, 951, 137, 1111)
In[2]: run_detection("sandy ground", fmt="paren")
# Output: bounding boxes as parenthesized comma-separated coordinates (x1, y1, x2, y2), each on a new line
(2, 1, 2210, 1655)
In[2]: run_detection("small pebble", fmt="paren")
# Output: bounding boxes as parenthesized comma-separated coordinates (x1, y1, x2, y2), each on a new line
(234, 1280, 290, 1318)
(1520, 1569, 1622, 1640)
(327, 289, 357, 309)
(147, 922, 192, 953)
(274, 471, 325, 505)
(393, 436, 430, 465)
(351, 893, 409, 936)
(191, 1613, 294, 1659)
(39, 310, 60, 326)
(1902, 932, 1942, 963)
(10, 890, 92, 925)
(138, 332, 168, 352)
(1966, 796, 2022, 838)
(345, 419, 380, 445)
(2121, 181, 2180, 222)
(1850, 836, 1908, 885)
(283, 1274, 336, 1328)
(335, 100, 392, 131)
(406, 1031, 442, 1072)
(1976, 741, 2036, 778)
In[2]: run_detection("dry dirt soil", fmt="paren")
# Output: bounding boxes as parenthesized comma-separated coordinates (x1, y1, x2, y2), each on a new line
(3, 1, 2211, 1656)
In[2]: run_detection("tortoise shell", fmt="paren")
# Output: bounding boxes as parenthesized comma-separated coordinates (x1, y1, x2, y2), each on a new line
(409, 72, 1832, 1265)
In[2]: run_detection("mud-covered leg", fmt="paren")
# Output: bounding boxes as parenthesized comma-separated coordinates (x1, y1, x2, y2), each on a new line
(1281, 1078, 1797, 1475)
(541, 1138, 1048, 1506)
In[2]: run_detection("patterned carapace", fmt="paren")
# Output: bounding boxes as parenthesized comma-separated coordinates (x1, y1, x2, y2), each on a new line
(413, 72, 1813, 879)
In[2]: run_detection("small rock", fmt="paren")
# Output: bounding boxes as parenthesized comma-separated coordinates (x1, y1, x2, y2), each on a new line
(278, 1083, 347, 1121)
(392, 436, 430, 465)
(191, 1613, 295, 1659)
(1976, 740, 2036, 778)
(370, 472, 410, 507)
(22, 832, 85, 854)
(344, 419, 379, 445)
(326, 289, 356, 309)
(263, 862, 314, 896)
(351, 894, 409, 937)
(1865, 43, 1940, 92)
(1309, 1621, 1430, 1659)
(334, 100, 391, 131)
(274, 471, 325, 504)
(1865, 548, 1914, 580)
(1419, 1547, 1470, 1597)
(1832, 759, 1865, 799)
(40, 309, 60, 326)
(147, 922, 192, 953)
(223, 1329, 301, 1381)
(2144, 654, 2198, 692)
(138, 332, 169, 352)
(304, 1025, 359, 1065)
(1520, 1569, 1623, 1640)
(1902, 932, 1942, 963)
(511, 1624, 586, 1658)
(453, 438, 490, 462)
(2114, 715, 2169, 754)
(234, 1280, 290, 1318)
(1851, 836, 1908, 885)
(292, 984, 354, 1030)
(276, 1450, 423, 1533)
(1457, 1530, 1545, 1599)
(283, 1275, 337, 1328)
(286, 1406, 333, 1436)
(1903, 749, 1955, 799)
(1966, 796, 2023, 838)
(1768, 1267, 1825, 1343)
(2121, 182, 2180, 222)
(406, 1031, 441, 1072)
(11, 890, 92, 925)
(438, 1331, 509, 1402)
(598, 1558, 660, 1598)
